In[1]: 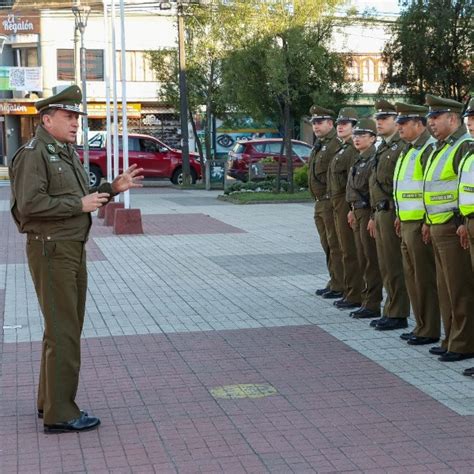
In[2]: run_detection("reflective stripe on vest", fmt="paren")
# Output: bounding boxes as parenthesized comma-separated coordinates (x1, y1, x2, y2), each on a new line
(393, 139, 435, 221)
(423, 133, 472, 224)
(458, 150, 474, 216)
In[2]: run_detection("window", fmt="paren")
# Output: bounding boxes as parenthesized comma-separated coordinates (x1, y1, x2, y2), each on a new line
(252, 143, 267, 153)
(362, 58, 375, 82)
(140, 138, 158, 153)
(118, 136, 140, 152)
(115, 51, 156, 82)
(347, 59, 360, 81)
(266, 142, 284, 154)
(292, 143, 311, 159)
(57, 49, 104, 81)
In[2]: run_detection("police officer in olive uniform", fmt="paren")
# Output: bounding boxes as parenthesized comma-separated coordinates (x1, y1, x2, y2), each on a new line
(393, 102, 441, 345)
(9, 86, 144, 433)
(308, 105, 344, 299)
(328, 108, 363, 309)
(368, 100, 410, 331)
(346, 118, 383, 319)
(455, 98, 474, 375)
(422, 94, 474, 362)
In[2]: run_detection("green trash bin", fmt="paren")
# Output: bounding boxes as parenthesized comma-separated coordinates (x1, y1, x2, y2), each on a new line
(206, 159, 228, 190)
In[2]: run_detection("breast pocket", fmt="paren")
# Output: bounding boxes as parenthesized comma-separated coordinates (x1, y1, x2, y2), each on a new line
(48, 163, 77, 195)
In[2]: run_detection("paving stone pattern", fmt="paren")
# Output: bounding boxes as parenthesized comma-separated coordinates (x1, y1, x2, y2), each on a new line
(1, 185, 473, 473)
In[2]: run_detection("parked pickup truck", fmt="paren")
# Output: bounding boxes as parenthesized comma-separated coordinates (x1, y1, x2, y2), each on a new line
(76, 133, 201, 187)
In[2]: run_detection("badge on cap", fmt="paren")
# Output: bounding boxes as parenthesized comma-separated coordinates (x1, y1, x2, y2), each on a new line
(47, 144, 56, 153)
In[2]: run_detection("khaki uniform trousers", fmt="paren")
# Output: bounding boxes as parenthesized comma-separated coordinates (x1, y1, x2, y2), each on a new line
(332, 194, 362, 303)
(431, 222, 474, 354)
(27, 239, 87, 425)
(400, 221, 440, 338)
(374, 208, 410, 319)
(314, 199, 344, 292)
(467, 217, 474, 270)
(352, 208, 382, 313)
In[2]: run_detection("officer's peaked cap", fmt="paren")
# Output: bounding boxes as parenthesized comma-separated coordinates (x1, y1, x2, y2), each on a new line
(463, 98, 474, 117)
(374, 99, 397, 118)
(35, 85, 86, 115)
(353, 118, 377, 136)
(425, 94, 463, 117)
(337, 107, 358, 124)
(310, 105, 336, 122)
(395, 102, 428, 123)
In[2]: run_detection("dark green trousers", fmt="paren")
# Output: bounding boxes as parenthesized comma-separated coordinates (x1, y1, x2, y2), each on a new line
(27, 239, 87, 425)
(400, 221, 440, 338)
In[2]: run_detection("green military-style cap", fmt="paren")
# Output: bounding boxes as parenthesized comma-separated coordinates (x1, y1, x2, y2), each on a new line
(395, 102, 428, 123)
(374, 99, 397, 119)
(353, 118, 377, 136)
(336, 107, 358, 124)
(463, 98, 474, 117)
(310, 104, 336, 122)
(425, 94, 463, 117)
(35, 85, 86, 115)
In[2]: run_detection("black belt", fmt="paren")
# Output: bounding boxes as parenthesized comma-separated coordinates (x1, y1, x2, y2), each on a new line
(351, 200, 370, 210)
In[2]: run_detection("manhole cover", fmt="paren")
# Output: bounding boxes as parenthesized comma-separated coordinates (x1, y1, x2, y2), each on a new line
(210, 383, 278, 399)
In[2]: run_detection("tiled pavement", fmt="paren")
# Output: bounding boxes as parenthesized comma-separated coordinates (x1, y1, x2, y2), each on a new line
(1, 183, 473, 473)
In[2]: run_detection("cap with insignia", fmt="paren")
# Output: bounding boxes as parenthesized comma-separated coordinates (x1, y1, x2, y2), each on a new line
(336, 107, 358, 124)
(35, 85, 86, 115)
(310, 105, 336, 122)
(463, 98, 474, 117)
(353, 118, 377, 136)
(395, 102, 428, 123)
(374, 99, 397, 119)
(425, 94, 463, 117)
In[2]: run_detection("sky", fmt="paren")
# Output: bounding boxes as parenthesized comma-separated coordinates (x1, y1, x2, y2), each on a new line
(349, 0, 401, 15)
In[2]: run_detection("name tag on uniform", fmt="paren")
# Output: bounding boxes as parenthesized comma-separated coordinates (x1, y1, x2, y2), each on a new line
(49, 155, 60, 162)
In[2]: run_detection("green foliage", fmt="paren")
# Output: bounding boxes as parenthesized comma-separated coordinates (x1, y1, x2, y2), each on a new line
(381, 0, 473, 102)
(293, 164, 308, 189)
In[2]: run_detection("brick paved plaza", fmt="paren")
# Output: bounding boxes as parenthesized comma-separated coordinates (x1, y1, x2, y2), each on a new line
(0, 183, 473, 473)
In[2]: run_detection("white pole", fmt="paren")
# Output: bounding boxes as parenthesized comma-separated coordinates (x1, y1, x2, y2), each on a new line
(119, 0, 129, 209)
(110, 0, 120, 202)
(103, 0, 112, 183)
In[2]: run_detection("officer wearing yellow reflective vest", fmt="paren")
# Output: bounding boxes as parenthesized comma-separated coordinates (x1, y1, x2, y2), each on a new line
(456, 98, 474, 376)
(392, 102, 441, 346)
(368, 100, 410, 331)
(308, 105, 344, 299)
(422, 94, 474, 362)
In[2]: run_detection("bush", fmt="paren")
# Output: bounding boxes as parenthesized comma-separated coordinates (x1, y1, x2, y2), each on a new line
(294, 164, 308, 188)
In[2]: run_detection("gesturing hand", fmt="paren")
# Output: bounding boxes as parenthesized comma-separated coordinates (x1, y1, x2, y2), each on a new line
(111, 164, 144, 194)
(82, 192, 110, 213)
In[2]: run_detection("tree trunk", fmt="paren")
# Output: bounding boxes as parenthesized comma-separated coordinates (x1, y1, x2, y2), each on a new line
(189, 107, 205, 180)
(284, 100, 294, 193)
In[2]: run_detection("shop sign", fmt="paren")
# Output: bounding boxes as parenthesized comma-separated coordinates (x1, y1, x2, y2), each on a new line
(88, 103, 141, 118)
(0, 66, 42, 91)
(0, 11, 40, 35)
(0, 102, 37, 115)
(142, 114, 162, 126)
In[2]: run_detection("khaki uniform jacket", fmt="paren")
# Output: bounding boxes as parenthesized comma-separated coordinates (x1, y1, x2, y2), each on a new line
(327, 137, 358, 199)
(369, 132, 404, 207)
(308, 128, 341, 200)
(346, 145, 376, 205)
(9, 125, 114, 241)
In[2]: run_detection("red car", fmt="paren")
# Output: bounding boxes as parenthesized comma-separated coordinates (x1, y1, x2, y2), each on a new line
(227, 138, 312, 181)
(76, 133, 201, 187)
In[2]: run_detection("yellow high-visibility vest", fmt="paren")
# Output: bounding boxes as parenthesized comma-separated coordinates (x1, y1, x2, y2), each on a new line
(423, 133, 472, 224)
(458, 149, 474, 216)
(393, 139, 435, 221)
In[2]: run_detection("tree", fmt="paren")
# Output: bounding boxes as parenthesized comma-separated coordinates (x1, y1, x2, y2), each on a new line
(381, 0, 473, 102)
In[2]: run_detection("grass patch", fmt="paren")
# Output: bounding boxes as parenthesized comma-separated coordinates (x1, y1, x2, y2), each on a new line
(218, 190, 312, 204)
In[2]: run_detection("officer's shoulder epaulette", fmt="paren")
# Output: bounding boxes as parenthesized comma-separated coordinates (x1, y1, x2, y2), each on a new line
(24, 138, 37, 150)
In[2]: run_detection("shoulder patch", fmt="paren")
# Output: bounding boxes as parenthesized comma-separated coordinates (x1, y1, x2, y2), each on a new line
(25, 138, 37, 150)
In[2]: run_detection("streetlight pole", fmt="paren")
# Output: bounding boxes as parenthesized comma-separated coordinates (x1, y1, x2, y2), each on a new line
(72, 4, 91, 178)
(177, 2, 191, 185)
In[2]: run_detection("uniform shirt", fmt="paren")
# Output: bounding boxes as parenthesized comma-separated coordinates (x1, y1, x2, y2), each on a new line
(346, 144, 377, 204)
(307, 128, 341, 200)
(9, 125, 114, 241)
(327, 137, 358, 199)
(369, 132, 404, 206)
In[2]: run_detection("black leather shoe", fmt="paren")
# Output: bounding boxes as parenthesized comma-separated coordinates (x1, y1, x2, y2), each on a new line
(322, 290, 343, 299)
(38, 409, 88, 419)
(334, 299, 361, 309)
(429, 346, 447, 355)
(407, 336, 439, 346)
(351, 308, 380, 319)
(44, 413, 100, 434)
(370, 316, 387, 327)
(400, 332, 414, 341)
(315, 287, 330, 296)
(375, 318, 408, 331)
(463, 367, 474, 377)
(438, 352, 474, 362)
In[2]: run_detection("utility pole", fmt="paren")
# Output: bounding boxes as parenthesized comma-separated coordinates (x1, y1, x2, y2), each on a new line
(177, 2, 191, 185)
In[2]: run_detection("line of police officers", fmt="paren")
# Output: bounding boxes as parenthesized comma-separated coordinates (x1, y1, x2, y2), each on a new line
(308, 95, 474, 376)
